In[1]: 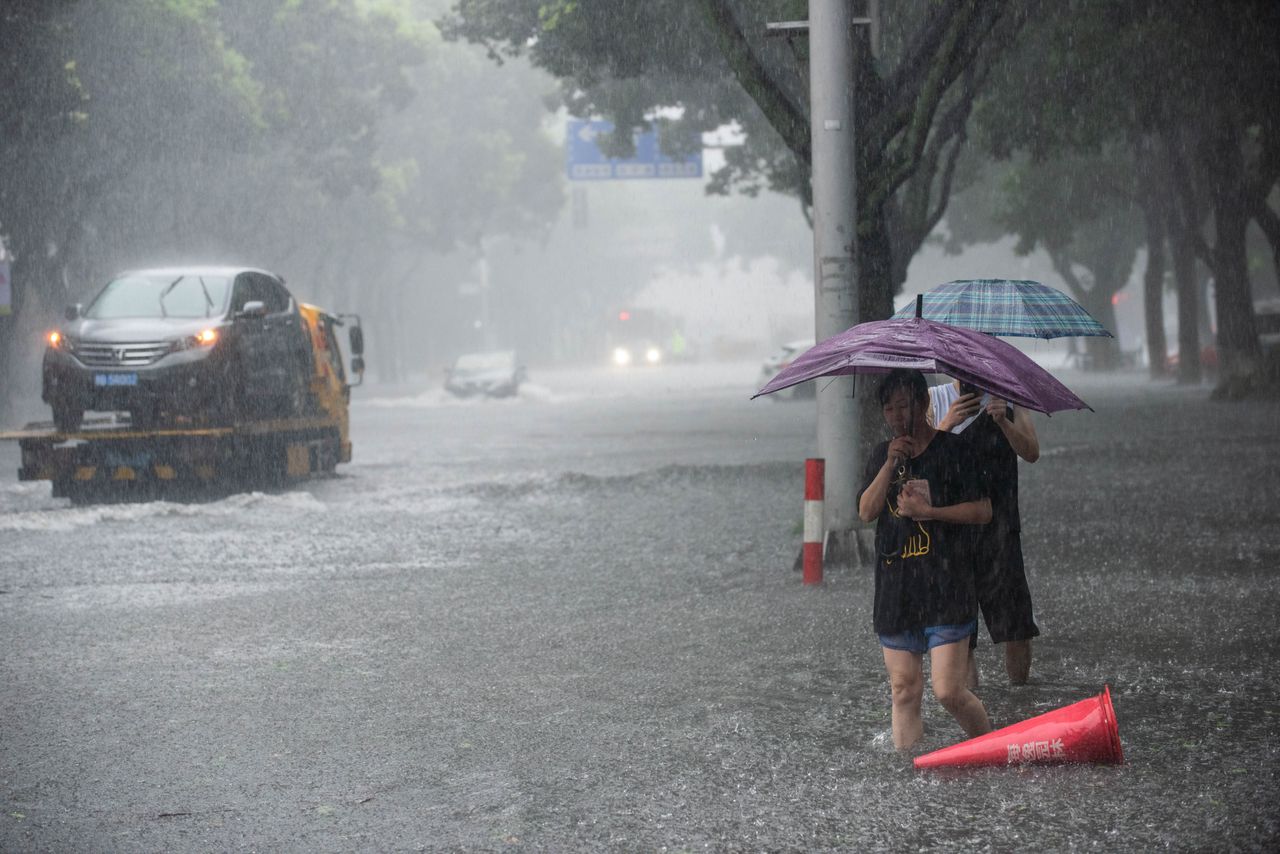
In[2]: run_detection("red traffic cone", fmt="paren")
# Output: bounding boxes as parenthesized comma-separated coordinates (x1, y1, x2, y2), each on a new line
(914, 685, 1124, 770)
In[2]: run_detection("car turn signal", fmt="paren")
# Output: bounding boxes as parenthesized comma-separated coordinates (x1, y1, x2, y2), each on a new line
(195, 328, 218, 346)
(47, 331, 62, 348)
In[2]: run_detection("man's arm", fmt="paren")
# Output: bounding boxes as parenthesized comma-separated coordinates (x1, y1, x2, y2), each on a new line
(987, 399, 1040, 462)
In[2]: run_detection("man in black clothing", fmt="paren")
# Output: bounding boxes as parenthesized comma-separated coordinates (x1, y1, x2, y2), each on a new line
(857, 369, 994, 750)
(932, 382, 1041, 686)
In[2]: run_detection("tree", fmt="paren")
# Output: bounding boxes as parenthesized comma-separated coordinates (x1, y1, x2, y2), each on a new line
(943, 148, 1143, 369)
(443, 0, 1032, 310)
(961, 0, 1280, 393)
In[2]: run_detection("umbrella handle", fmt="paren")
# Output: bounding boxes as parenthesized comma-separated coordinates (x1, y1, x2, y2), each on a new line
(915, 294, 923, 318)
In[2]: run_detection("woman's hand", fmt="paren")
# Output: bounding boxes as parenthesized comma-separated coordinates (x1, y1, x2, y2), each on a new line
(896, 489, 932, 521)
(887, 435, 916, 464)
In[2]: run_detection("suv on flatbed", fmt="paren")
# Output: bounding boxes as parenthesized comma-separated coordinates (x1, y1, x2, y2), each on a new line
(43, 266, 314, 431)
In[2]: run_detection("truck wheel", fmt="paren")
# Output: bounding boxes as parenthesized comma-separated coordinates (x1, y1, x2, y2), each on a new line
(52, 401, 83, 433)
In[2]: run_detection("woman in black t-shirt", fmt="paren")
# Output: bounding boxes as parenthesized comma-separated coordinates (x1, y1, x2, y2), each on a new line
(857, 369, 994, 750)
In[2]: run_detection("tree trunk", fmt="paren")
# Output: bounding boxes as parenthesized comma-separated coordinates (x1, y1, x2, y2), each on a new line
(1142, 204, 1169, 379)
(1049, 251, 1122, 371)
(1083, 294, 1121, 370)
(854, 205, 898, 465)
(1205, 122, 1261, 395)
(1066, 281, 1121, 371)
(1167, 216, 1202, 384)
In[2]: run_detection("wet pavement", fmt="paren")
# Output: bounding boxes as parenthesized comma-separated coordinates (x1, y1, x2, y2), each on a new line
(1, 364, 1278, 851)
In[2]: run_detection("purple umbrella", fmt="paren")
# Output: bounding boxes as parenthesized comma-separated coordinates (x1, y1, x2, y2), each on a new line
(752, 316, 1090, 415)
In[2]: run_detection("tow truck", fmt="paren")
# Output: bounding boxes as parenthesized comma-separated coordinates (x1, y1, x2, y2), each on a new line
(1, 304, 364, 504)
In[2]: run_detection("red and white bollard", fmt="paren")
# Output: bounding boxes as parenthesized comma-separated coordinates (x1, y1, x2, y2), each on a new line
(803, 458, 825, 585)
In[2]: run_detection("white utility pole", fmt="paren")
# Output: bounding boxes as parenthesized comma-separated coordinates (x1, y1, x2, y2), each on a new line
(808, 0, 860, 533)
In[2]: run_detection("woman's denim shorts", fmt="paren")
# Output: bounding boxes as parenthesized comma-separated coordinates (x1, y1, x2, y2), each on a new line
(878, 620, 978, 654)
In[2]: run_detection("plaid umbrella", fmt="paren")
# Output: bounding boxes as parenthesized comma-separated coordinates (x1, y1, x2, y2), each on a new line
(891, 279, 1112, 339)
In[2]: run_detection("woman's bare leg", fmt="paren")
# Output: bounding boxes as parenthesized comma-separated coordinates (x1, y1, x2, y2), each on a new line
(882, 647, 925, 749)
(930, 640, 992, 738)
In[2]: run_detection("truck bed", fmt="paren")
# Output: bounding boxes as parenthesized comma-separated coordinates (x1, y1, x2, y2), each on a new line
(2, 412, 350, 504)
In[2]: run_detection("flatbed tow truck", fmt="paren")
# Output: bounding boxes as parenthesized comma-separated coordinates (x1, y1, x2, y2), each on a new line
(1, 304, 364, 504)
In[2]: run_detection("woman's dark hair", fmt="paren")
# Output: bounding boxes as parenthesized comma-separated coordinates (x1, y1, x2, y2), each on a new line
(877, 368, 928, 406)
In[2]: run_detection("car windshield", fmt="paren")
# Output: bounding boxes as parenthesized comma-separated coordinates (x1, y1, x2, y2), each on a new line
(454, 351, 515, 373)
(85, 274, 230, 319)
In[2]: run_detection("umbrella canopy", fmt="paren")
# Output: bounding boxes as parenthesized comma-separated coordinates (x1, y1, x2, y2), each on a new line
(892, 279, 1112, 339)
(753, 317, 1090, 415)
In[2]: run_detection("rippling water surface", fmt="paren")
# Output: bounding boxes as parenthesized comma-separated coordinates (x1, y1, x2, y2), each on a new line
(2, 367, 1277, 850)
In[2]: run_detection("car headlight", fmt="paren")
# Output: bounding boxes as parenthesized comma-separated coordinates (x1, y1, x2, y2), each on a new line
(645, 347, 662, 364)
(46, 331, 78, 352)
(613, 347, 632, 366)
(172, 328, 219, 352)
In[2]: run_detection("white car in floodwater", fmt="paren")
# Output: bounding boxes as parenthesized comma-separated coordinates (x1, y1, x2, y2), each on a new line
(444, 350, 526, 398)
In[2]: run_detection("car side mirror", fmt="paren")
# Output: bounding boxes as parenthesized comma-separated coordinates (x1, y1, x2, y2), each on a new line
(349, 326, 365, 356)
(236, 300, 267, 319)
(64, 303, 82, 321)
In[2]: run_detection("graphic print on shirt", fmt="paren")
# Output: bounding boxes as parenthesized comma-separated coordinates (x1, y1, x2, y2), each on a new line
(882, 463, 930, 564)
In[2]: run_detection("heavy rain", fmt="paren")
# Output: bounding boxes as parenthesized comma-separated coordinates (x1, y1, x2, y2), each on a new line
(1, 1, 1278, 851)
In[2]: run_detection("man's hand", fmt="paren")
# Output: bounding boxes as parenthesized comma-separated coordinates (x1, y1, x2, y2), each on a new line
(940, 392, 982, 431)
(897, 488, 932, 520)
(887, 435, 916, 465)
(986, 396, 1011, 424)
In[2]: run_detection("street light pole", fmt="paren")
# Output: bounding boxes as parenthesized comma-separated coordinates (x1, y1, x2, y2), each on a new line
(808, 0, 860, 536)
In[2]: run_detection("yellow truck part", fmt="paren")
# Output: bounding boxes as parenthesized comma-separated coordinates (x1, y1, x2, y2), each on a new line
(5, 415, 347, 504)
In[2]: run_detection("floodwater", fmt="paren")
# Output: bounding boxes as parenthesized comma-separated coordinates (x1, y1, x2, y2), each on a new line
(1, 364, 1277, 851)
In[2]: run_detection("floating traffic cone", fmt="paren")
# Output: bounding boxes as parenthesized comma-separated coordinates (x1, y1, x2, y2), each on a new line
(914, 685, 1123, 770)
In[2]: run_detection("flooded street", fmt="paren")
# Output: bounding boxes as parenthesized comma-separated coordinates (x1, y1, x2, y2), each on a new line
(2, 365, 1278, 851)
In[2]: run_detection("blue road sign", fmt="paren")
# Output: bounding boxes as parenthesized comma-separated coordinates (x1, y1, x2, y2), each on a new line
(566, 119, 702, 181)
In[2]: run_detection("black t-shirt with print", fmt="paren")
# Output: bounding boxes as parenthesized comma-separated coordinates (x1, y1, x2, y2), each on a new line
(859, 430, 987, 634)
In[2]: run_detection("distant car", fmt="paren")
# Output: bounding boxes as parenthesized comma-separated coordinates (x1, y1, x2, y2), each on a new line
(444, 350, 526, 398)
(611, 341, 665, 368)
(42, 266, 314, 432)
(757, 339, 815, 399)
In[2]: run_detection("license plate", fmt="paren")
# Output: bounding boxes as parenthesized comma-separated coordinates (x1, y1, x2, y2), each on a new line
(94, 373, 138, 387)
